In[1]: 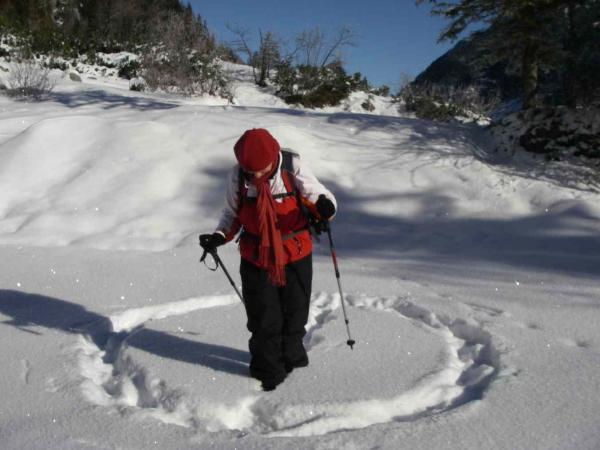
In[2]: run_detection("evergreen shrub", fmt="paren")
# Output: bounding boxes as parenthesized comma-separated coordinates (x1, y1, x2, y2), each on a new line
(118, 58, 140, 79)
(273, 61, 353, 108)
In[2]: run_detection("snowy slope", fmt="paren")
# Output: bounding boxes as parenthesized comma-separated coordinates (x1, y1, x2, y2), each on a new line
(0, 68, 599, 449)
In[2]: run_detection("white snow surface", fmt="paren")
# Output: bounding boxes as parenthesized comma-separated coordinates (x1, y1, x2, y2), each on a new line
(1, 65, 600, 450)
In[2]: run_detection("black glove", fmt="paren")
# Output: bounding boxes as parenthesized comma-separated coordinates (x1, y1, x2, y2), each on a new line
(199, 233, 226, 253)
(310, 217, 327, 235)
(315, 194, 336, 220)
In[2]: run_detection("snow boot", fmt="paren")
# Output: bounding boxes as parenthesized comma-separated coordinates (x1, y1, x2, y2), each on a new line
(261, 374, 286, 392)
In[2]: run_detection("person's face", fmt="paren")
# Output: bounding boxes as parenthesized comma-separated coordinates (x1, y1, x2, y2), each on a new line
(244, 162, 274, 180)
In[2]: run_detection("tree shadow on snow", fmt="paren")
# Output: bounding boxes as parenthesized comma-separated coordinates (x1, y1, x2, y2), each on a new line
(46, 89, 179, 111)
(323, 113, 600, 193)
(189, 119, 600, 283)
(0, 290, 250, 377)
(326, 177, 600, 279)
(195, 159, 600, 279)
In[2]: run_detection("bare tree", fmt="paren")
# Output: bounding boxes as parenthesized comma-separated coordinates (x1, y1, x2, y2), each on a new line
(295, 27, 325, 66)
(143, 13, 194, 93)
(5, 61, 55, 100)
(398, 71, 414, 94)
(256, 30, 280, 86)
(278, 36, 301, 64)
(319, 26, 357, 68)
(294, 26, 357, 67)
(226, 23, 258, 82)
(142, 12, 230, 97)
(226, 24, 281, 86)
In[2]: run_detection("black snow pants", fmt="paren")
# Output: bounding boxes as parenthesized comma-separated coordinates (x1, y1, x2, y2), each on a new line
(240, 254, 312, 384)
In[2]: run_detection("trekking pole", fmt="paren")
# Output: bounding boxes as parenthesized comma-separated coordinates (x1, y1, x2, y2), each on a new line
(323, 221, 355, 350)
(200, 248, 244, 303)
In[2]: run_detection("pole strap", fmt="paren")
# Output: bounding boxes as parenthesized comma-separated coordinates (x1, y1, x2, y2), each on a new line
(200, 248, 244, 303)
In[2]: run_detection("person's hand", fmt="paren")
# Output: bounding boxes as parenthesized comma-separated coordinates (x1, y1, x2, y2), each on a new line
(199, 233, 226, 253)
(315, 194, 335, 220)
(310, 217, 327, 235)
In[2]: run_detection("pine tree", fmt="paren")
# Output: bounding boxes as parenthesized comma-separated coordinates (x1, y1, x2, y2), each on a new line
(416, 0, 593, 108)
(558, 1, 600, 106)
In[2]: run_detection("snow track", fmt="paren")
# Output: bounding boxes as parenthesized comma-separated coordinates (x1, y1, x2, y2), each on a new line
(72, 292, 500, 437)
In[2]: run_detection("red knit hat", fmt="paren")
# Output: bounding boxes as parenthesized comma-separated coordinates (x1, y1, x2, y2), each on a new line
(234, 128, 280, 172)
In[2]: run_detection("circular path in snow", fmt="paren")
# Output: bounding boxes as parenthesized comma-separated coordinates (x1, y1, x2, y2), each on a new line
(74, 292, 499, 436)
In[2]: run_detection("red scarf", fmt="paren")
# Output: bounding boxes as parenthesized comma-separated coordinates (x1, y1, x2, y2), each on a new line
(253, 174, 286, 286)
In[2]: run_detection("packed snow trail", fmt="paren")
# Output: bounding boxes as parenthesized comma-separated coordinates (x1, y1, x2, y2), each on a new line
(72, 292, 500, 436)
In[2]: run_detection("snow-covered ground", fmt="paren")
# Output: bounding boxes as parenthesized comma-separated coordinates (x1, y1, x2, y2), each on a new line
(1, 65, 599, 450)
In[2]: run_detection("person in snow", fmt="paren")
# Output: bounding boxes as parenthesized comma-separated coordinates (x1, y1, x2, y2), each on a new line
(199, 128, 337, 391)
